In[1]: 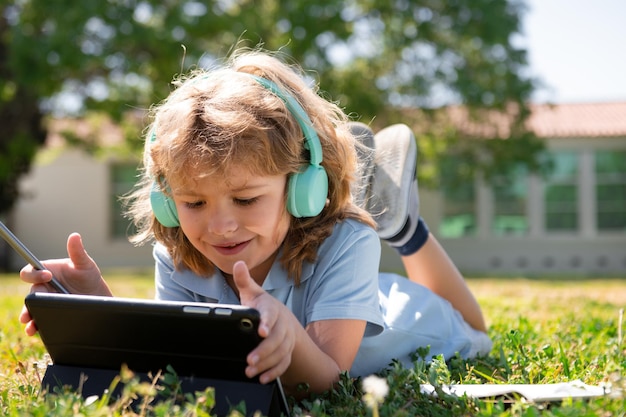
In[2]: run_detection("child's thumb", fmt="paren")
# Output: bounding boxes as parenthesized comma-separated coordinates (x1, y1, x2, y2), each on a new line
(232, 260, 264, 303)
(66, 233, 94, 269)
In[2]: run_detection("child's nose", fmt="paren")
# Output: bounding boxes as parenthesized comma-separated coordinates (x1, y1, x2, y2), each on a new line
(207, 206, 237, 236)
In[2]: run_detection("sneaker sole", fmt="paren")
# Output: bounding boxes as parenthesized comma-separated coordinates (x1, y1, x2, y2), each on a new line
(348, 122, 376, 208)
(369, 124, 417, 239)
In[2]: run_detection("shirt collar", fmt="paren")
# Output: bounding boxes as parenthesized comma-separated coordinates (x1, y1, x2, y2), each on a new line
(169, 250, 314, 299)
(261, 256, 314, 291)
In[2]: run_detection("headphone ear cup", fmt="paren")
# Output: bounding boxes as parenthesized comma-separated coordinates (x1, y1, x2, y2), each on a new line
(150, 182, 180, 227)
(287, 165, 329, 218)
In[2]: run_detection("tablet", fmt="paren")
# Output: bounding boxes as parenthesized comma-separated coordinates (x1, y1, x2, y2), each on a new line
(25, 292, 262, 382)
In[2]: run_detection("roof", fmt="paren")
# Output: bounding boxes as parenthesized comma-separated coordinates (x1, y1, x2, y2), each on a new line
(46, 102, 626, 147)
(45, 111, 146, 149)
(527, 102, 626, 138)
(439, 101, 626, 139)
(46, 117, 127, 148)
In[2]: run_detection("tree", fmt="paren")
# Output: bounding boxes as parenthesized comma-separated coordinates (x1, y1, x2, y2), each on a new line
(1, 0, 540, 215)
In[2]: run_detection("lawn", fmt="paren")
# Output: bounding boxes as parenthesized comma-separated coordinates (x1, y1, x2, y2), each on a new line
(0, 272, 624, 416)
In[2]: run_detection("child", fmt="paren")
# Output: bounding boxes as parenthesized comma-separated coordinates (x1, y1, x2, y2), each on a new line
(19, 48, 491, 396)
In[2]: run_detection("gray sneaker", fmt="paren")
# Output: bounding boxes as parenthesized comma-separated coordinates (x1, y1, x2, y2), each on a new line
(348, 122, 376, 208)
(367, 124, 418, 240)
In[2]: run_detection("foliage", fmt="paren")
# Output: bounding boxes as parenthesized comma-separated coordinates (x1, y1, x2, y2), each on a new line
(1, 275, 625, 416)
(0, 0, 540, 213)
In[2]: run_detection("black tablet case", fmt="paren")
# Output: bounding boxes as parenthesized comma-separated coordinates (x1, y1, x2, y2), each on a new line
(25, 292, 290, 417)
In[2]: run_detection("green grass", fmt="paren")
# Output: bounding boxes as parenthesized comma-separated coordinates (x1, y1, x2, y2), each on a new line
(1, 273, 624, 416)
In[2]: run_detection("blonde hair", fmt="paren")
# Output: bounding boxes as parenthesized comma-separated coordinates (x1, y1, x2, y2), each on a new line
(127, 48, 374, 284)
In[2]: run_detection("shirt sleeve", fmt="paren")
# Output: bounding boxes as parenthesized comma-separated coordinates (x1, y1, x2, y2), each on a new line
(300, 220, 384, 336)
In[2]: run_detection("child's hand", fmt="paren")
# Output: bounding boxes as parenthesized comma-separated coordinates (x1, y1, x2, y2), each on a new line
(19, 233, 112, 336)
(232, 260, 297, 384)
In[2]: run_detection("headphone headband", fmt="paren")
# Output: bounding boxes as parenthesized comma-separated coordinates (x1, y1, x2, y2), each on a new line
(248, 75, 323, 166)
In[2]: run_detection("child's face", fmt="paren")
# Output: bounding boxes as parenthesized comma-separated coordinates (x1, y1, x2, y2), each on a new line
(171, 166, 290, 284)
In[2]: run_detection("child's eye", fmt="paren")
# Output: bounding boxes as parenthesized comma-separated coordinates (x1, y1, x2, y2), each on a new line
(184, 201, 205, 209)
(234, 197, 258, 206)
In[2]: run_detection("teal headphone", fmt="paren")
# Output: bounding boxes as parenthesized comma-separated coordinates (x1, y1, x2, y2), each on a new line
(150, 75, 329, 228)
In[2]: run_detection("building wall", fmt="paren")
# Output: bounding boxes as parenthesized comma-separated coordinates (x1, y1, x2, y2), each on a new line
(379, 136, 626, 277)
(11, 136, 626, 277)
(380, 202, 626, 278)
(11, 149, 153, 271)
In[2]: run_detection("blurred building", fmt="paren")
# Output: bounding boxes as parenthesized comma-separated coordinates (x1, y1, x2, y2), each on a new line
(8, 102, 626, 276)
(394, 102, 626, 276)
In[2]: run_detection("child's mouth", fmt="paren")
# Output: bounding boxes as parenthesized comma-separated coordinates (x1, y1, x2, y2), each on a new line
(213, 240, 250, 255)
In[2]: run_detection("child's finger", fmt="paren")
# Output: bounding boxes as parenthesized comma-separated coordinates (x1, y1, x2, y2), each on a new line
(19, 305, 38, 336)
(232, 261, 273, 336)
(247, 336, 293, 383)
(19, 266, 53, 285)
(66, 233, 94, 269)
(19, 305, 31, 324)
(24, 320, 38, 336)
(232, 260, 265, 303)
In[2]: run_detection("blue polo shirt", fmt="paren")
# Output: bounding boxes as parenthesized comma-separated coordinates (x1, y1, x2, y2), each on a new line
(154, 218, 492, 377)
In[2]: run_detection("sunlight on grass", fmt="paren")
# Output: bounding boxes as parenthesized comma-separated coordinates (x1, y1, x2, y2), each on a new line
(470, 278, 626, 323)
(0, 273, 624, 416)
(99, 269, 156, 299)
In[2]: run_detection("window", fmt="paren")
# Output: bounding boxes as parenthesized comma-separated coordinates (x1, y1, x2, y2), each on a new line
(110, 163, 139, 239)
(595, 150, 626, 231)
(439, 157, 476, 238)
(492, 165, 528, 236)
(544, 151, 579, 231)
(440, 183, 476, 238)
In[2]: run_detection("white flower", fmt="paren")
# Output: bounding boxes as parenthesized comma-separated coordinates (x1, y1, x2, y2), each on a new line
(362, 375, 389, 404)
